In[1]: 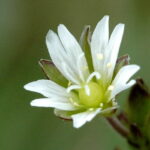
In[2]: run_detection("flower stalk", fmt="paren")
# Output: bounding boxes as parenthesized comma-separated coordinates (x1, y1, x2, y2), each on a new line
(106, 116, 130, 138)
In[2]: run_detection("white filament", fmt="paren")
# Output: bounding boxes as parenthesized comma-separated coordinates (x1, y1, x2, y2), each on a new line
(84, 85, 90, 96)
(86, 72, 101, 83)
(66, 85, 81, 93)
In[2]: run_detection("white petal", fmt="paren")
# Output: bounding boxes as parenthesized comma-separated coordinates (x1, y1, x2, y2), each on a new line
(62, 62, 80, 84)
(58, 24, 83, 58)
(111, 79, 136, 97)
(46, 30, 80, 84)
(24, 79, 69, 98)
(111, 65, 140, 98)
(104, 24, 125, 80)
(30, 98, 77, 111)
(72, 108, 101, 128)
(46, 30, 66, 75)
(58, 24, 89, 82)
(91, 16, 109, 72)
(112, 65, 140, 85)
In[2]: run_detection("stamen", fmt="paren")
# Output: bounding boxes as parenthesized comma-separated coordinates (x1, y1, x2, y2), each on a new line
(69, 98, 74, 103)
(86, 72, 101, 83)
(69, 98, 80, 106)
(88, 108, 94, 111)
(100, 103, 104, 107)
(112, 101, 117, 106)
(112, 98, 115, 102)
(84, 85, 90, 96)
(74, 102, 80, 106)
(67, 85, 81, 93)
(111, 98, 117, 106)
(97, 53, 104, 60)
(107, 62, 112, 68)
(108, 85, 114, 91)
(83, 66, 88, 71)
(68, 81, 72, 86)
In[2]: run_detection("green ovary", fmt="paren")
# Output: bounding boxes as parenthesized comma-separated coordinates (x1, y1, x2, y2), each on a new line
(79, 82, 104, 108)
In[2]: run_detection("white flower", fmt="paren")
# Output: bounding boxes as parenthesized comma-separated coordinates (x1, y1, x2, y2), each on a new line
(24, 16, 140, 128)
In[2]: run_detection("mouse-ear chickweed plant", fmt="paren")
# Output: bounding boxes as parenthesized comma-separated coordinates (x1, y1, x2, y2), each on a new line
(24, 16, 150, 150)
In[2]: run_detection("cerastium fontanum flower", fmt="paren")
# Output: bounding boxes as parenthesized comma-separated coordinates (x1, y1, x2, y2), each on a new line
(24, 16, 140, 128)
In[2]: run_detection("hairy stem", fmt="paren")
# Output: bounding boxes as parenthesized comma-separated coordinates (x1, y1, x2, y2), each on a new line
(106, 117, 130, 138)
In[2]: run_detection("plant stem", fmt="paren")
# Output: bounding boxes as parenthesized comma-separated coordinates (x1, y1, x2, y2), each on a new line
(106, 117, 130, 138)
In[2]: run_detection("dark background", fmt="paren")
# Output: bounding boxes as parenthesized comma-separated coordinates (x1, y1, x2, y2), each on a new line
(0, 0, 149, 149)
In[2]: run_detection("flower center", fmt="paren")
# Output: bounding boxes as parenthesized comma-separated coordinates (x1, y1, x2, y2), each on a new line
(79, 82, 104, 108)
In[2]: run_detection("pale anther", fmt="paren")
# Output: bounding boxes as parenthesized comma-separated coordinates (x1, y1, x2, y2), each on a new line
(107, 62, 112, 68)
(100, 103, 104, 107)
(96, 53, 104, 60)
(68, 81, 72, 86)
(73, 102, 80, 107)
(112, 98, 115, 102)
(112, 101, 117, 106)
(69, 98, 80, 106)
(108, 85, 114, 91)
(88, 108, 94, 111)
(83, 66, 88, 71)
(69, 98, 74, 103)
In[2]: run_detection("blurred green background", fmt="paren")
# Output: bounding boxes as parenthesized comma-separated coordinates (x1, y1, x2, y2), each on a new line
(0, 0, 149, 150)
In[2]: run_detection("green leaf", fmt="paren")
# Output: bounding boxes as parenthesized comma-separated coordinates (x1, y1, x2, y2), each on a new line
(79, 25, 93, 72)
(39, 59, 68, 87)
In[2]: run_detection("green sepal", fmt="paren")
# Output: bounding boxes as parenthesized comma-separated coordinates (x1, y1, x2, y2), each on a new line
(114, 54, 130, 77)
(79, 25, 93, 72)
(39, 59, 68, 87)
